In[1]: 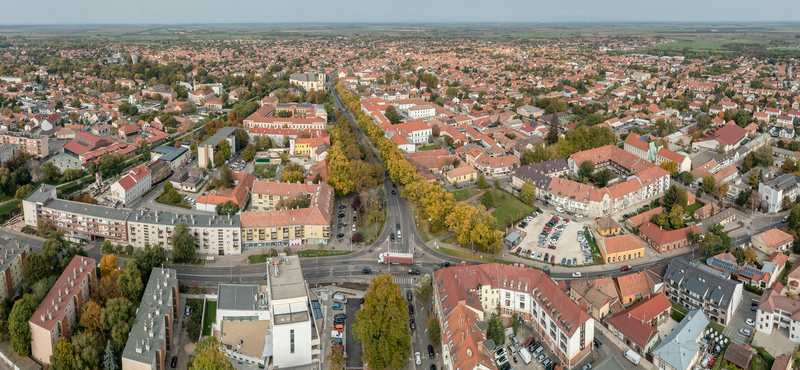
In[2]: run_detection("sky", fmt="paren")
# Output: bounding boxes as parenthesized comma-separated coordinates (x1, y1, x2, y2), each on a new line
(1, 0, 799, 25)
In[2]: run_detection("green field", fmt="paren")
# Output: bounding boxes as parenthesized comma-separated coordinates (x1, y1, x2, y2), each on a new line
(453, 187, 483, 202)
(254, 164, 278, 179)
(487, 188, 536, 229)
(202, 301, 217, 336)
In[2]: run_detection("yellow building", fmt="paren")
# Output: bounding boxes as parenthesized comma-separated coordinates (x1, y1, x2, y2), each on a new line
(0, 240, 28, 301)
(444, 166, 478, 185)
(598, 234, 646, 264)
(595, 216, 622, 236)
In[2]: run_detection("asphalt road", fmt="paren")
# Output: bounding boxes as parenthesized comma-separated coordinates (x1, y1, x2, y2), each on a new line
(344, 299, 362, 368)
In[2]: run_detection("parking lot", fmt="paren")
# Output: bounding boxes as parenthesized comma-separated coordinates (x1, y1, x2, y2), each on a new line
(722, 291, 760, 345)
(515, 211, 595, 267)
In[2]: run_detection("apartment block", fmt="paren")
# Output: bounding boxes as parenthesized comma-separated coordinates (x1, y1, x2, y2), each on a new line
(251, 181, 323, 211)
(0, 131, 49, 158)
(41, 199, 131, 244)
(241, 182, 333, 249)
(127, 210, 241, 255)
(122, 268, 179, 370)
(0, 240, 28, 301)
(197, 126, 236, 169)
(434, 263, 593, 367)
(664, 259, 743, 325)
(29, 256, 96, 364)
(755, 286, 800, 343)
(22, 184, 58, 227)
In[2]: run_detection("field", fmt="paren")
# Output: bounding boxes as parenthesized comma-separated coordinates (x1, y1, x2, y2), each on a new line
(452, 187, 483, 202)
(202, 300, 217, 336)
(486, 188, 536, 229)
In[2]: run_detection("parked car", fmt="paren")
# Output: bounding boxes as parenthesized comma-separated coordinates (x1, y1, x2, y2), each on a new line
(745, 318, 755, 326)
(333, 303, 343, 310)
(620, 265, 631, 271)
(410, 318, 416, 330)
(415, 352, 422, 365)
(428, 345, 435, 358)
(739, 328, 752, 336)
(362, 268, 372, 274)
(171, 356, 178, 368)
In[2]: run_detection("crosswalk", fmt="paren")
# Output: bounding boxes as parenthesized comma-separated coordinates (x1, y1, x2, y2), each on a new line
(394, 277, 413, 285)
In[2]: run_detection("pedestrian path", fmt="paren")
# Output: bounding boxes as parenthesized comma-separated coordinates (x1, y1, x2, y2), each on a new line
(394, 277, 414, 285)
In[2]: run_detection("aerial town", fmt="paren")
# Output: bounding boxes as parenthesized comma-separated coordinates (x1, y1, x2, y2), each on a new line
(0, 22, 797, 370)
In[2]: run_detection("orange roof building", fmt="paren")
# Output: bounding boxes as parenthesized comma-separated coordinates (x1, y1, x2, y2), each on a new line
(195, 172, 256, 212)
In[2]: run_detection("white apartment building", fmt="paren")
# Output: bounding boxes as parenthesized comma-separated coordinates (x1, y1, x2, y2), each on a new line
(110, 164, 152, 205)
(756, 287, 800, 343)
(126, 210, 242, 255)
(407, 105, 436, 119)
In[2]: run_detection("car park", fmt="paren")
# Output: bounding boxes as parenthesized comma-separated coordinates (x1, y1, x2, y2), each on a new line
(334, 313, 346, 320)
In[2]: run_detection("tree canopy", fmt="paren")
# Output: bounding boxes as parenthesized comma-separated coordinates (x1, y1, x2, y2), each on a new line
(353, 274, 411, 370)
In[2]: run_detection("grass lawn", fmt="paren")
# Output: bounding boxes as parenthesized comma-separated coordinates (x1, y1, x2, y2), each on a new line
(0, 200, 17, 216)
(437, 246, 512, 265)
(706, 322, 725, 335)
(249, 254, 270, 264)
(202, 301, 217, 336)
(358, 220, 383, 245)
(411, 204, 445, 243)
(418, 145, 438, 151)
(488, 189, 536, 229)
(672, 301, 689, 315)
(297, 250, 353, 257)
(154, 192, 192, 209)
(254, 164, 278, 179)
(453, 187, 483, 202)
(685, 203, 703, 217)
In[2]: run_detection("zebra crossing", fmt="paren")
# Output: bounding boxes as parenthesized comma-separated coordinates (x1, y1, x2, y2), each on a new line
(394, 277, 414, 285)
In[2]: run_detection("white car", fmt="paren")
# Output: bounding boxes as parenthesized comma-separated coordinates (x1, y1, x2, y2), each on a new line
(745, 318, 755, 327)
(739, 328, 752, 336)
(572, 272, 582, 278)
(555, 207, 565, 213)
(415, 352, 421, 365)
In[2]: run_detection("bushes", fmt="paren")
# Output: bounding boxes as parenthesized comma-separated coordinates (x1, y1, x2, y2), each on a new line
(671, 310, 686, 322)
(744, 284, 764, 295)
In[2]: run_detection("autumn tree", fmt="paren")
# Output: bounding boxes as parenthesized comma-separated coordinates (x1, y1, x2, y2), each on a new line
(170, 223, 197, 261)
(353, 274, 410, 370)
(660, 161, 679, 175)
(327, 344, 347, 370)
(193, 337, 234, 370)
(50, 337, 74, 370)
(701, 176, 717, 194)
(99, 254, 118, 277)
(91, 270, 121, 305)
(79, 301, 104, 335)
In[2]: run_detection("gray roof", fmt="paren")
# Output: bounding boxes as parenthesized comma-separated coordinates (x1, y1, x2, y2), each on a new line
(267, 255, 307, 301)
(127, 210, 240, 228)
(202, 126, 236, 147)
(665, 259, 739, 310)
(46, 199, 132, 221)
(290, 73, 317, 82)
(122, 268, 178, 365)
(593, 354, 627, 370)
(0, 239, 29, 274)
(24, 184, 56, 204)
(652, 309, 709, 370)
(764, 173, 800, 192)
(218, 284, 262, 311)
(151, 145, 188, 163)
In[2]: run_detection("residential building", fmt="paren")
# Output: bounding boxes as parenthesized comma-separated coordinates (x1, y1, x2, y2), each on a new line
(758, 173, 800, 213)
(512, 159, 569, 188)
(651, 309, 710, 370)
(722, 343, 755, 370)
(386, 120, 432, 145)
(692, 123, 748, 152)
(755, 286, 800, 343)
(198, 126, 237, 169)
(22, 184, 58, 227)
(751, 228, 794, 254)
(466, 150, 520, 177)
(142, 86, 178, 102)
(606, 293, 671, 355)
(126, 210, 241, 255)
(151, 146, 190, 171)
(62, 132, 136, 163)
(664, 259, 743, 325)
(569, 277, 619, 321)
(624, 207, 663, 229)
(0, 131, 49, 158)
(772, 354, 793, 370)
(707, 252, 787, 289)
(38, 197, 131, 244)
(213, 284, 272, 367)
(595, 217, 622, 236)
(289, 72, 326, 91)
(598, 234, 646, 264)
(250, 181, 325, 211)
(29, 256, 96, 364)
(110, 164, 152, 205)
(443, 166, 478, 185)
(169, 167, 208, 192)
(241, 182, 333, 248)
(195, 172, 256, 212)
(122, 268, 179, 370)
(434, 263, 594, 367)
(653, 148, 691, 173)
(0, 240, 28, 301)
(188, 88, 215, 104)
(638, 222, 698, 253)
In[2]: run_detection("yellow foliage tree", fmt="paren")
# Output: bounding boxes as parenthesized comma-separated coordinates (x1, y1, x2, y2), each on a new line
(98, 254, 117, 278)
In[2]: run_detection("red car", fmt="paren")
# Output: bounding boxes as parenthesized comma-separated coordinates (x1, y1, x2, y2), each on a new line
(524, 337, 536, 347)
(707, 358, 715, 368)
(620, 265, 631, 272)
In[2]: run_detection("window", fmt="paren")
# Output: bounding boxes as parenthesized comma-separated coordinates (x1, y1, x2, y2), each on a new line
(290, 330, 295, 353)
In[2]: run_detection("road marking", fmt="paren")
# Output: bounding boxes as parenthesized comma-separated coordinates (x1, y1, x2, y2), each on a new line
(394, 277, 412, 285)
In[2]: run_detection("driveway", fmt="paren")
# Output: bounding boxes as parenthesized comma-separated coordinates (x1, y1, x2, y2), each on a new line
(345, 299, 363, 368)
(722, 290, 760, 345)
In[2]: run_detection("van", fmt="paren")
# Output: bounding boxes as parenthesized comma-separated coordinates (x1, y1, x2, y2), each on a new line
(518, 347, 532, 364)
(331, 330, 342, 339)
(333, 294, 348, 304)
(623, 349, 641, 365)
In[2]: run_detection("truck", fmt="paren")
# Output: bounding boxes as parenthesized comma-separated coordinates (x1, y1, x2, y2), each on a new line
(378, 252, 413, 265)
(623, 349, 641, 365)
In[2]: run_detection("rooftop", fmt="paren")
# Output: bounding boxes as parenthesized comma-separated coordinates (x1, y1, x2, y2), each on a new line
(218, 284, 266, 311)
(202, 126, 237, 147)
(122, 268, 179, 365)
(45, 199, 132, 221)
(267, 255, 307, 302)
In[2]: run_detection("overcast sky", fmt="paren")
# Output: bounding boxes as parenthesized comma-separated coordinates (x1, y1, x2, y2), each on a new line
(2, 0, 799, 25)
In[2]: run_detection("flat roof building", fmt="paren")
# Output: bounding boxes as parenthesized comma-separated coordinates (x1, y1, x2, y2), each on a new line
(127, 210, 242, 255)
(198, 126, 236, 169)
(122, 268, 179, 370)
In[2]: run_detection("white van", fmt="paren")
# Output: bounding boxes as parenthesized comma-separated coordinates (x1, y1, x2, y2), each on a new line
(333, 294, 348, 304)
(623, 349, 641, 365)
(518, 347, 532, 364)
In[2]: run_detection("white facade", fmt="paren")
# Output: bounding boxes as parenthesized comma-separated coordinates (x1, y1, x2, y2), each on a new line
(110, 170, 151, 205)
(407, 106, 436, 119)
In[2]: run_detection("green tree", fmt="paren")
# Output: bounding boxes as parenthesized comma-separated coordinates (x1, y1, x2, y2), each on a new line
(663, 185, 688, 210)
(131, 245, 166, 285)
(384, 105, 401, 124)
(49, 337, 74, 370)
(101, 298, 135, 353)
(14, 184, 34, 202)
(353, 274, 410, 370)
(41, 162, 61, 182)
(234, 128, 249, 149)
(193, 337, 234, 370)
(788, 203, 800, 233)
(9, 295, 37, 356)
(593, 168, 612, 187)
(22, 252, 47, 286)
(117, 261, 144, 302)
(170, 223, 197, 261)
(215, 200, 240, 216)
(480, 189, 495, 208)
(241, 144, 256, 162)
(218, 166, 234, 189)
(140, 140, 151, 162)
(519, 181, 536, 205)
(41, 232, 67, 268)
(477, 174, 488, 189)
(578, 160, 595, 182)
(103, 343, 119, 370)
(428, 316, 441, 347)
(101, 240, 114, 255)
(487, 315, 505, 344)
(701, 176, 716, 194)
(72, 331, 101, 370)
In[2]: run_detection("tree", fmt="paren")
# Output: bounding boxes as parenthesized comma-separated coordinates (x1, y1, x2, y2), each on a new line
(783, 196, 793, 211)
(327, 344, 347, 370)
(480, 189, 495, 208)
(214, 139, 232, 166)
(428, 316, 441, 347)
(140, 140, 151, 162)
(50, 337, 74, 370)
(14, 184, 34, 202)
(103, 343, 118, 370)
(747, 169, 762, 188)
(519, 181, 536, 205)
(593, 168, 612, 187)
(101, 298, 135, 353)
(234, 128, 249, 149)
(660, 161, 679, 175)
(578, 160, 595, 182)
(101, 240, 114, 255)
(193, 337, 234, 370)
(218, 166, 234, 189)
(281, 162, 305, 183)
(241, 144, 256, 162)
(79, 300, 104, 335)
(744, 246, 758, 264)
(353, 274, 410, 370)
(487, 315, 505, 344)
(667, 205, 685, 230)
(22, 252, 47, 286)
(72, 331, 102, 370)
(384, 105, 401, 125)
(477, 174, 488, 189)
(99, 254, 118, 277)
(701, 176, 716, 194)
(171, 223, 197, 261)
(215, 200, 240, 216)
(92, 270, 122, 305)
(117, 261, 144, 302)
(9, 295, 36, 356)
(41, 162, 61, 182)
(131, 245, 166, 284)
(663, 185, 689, 210)
(789, 203, 800, 233)
(41, 232, 67, 268)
